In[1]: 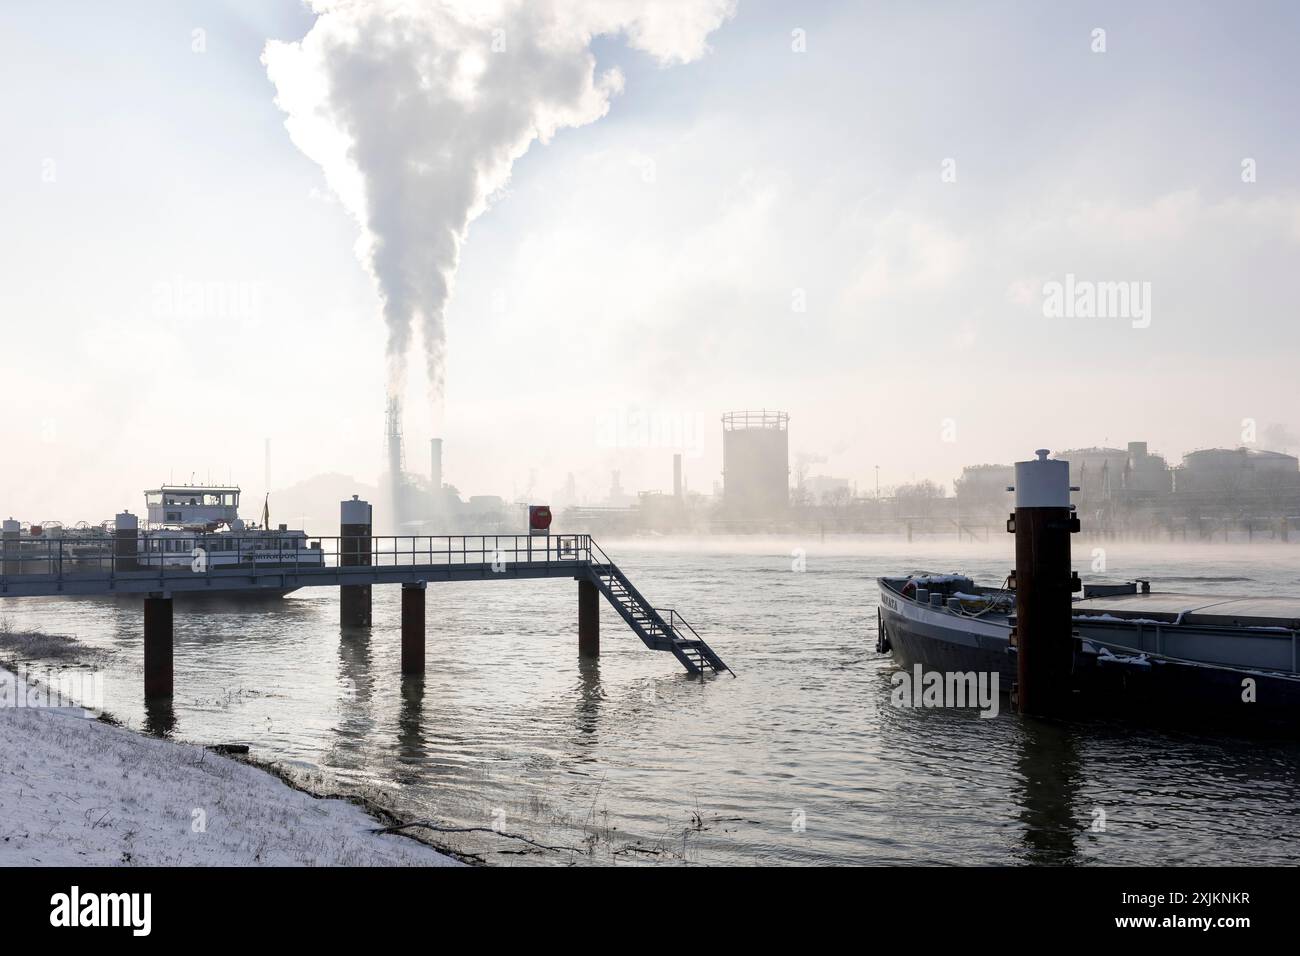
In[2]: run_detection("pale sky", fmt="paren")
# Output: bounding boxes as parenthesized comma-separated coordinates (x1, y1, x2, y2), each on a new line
(3, 0, 1299, 522)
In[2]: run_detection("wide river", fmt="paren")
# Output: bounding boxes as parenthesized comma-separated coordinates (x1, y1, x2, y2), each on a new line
(3, 536, 1299, 865)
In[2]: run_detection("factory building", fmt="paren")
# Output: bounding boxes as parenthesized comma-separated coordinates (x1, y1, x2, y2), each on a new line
(1056, 447, 1130, 504)
(1123, 441, 1174, 497)
(954, 464, 1014, 510)
(1174, 447, 1300, 495)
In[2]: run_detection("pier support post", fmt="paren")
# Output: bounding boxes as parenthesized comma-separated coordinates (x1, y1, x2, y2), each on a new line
(114, 511, 139, 573)
(144, 593, 173, 699)
(1008, 450, 1079, 717)
(401, 582, 426, 675)
(1, 518, 18, 578)
(340, 496, 373, 628)
(578, 577, 599, 657)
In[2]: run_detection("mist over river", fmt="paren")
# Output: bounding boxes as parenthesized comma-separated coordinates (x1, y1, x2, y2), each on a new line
(4, 537, 1299, 865)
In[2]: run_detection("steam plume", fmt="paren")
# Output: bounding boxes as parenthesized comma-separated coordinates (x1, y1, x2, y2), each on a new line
(263, 0, 735, 407)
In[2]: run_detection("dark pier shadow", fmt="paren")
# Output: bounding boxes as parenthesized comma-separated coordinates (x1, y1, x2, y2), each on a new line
(1013, 716, 1083, 865)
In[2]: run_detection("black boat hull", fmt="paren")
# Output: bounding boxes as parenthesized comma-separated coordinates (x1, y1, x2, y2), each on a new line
(877, 578, 1300, 735)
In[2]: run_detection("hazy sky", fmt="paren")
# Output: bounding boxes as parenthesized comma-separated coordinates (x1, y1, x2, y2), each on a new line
(3, 0, 1299, 522)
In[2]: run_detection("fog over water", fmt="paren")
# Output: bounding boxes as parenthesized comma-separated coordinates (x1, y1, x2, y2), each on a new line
(4, 536, 1298, 865)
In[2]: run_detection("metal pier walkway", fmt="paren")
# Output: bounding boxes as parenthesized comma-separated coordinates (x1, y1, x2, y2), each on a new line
(0, 532, 730, 677)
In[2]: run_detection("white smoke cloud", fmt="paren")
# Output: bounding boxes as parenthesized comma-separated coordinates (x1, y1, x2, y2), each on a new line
(263, 0, 735, 411)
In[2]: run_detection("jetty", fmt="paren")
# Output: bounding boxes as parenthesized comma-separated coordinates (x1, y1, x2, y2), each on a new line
(0, 497, 731, 700)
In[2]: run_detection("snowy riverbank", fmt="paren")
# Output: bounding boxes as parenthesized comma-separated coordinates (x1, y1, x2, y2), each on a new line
(0, 670, 460, 866)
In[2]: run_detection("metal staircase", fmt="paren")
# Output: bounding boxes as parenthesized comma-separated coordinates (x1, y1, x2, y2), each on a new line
(585, 540, 732, 676)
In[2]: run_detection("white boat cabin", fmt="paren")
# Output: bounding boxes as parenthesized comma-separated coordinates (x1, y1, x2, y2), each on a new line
(139, 483, 323, 571)
(145, 485, 241, 530)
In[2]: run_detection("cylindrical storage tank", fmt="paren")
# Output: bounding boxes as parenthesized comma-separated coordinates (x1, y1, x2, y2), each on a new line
(114, 512, 139, 573)
(340, 496, 373, 628)
(915, 588, 930, 604)
(721, 411, 790, 517)
(929, 592, 944, 607)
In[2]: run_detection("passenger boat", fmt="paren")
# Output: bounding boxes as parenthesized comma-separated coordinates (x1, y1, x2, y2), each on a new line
(876, 574, 1300, 731)
(138, 484, 323, 574)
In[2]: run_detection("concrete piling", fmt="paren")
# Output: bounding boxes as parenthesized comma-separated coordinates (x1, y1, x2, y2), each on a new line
(340, 496, 373, 628)
(401, 581, 426, 675)
(144, 592, 173, 699)
(1008, 450, 1080, 717)
(578, 577, 600, 657)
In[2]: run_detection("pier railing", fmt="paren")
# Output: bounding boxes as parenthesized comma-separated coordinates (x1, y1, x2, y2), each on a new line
(0, 533, 596, 585)
(0, 530, 732, 676)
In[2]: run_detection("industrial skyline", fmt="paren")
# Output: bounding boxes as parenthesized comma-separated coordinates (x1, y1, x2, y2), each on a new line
(4, 1, 1300, 522)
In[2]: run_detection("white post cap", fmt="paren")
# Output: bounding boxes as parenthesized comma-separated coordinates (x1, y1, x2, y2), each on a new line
(1011, 449, 1071, 508)
(340, 496, 372, 525)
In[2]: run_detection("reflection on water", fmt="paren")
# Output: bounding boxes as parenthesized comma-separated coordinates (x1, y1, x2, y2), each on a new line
(397, 675, 426, 775)
(3, 538, 1300, 864)
(1015, 718, 1081, 865)
(143, 696, 177, 738)
(574, 656, 603, 740)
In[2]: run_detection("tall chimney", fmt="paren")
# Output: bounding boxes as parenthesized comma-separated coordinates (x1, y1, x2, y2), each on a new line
(385, 397, 405, 532)
(673, 453, 683, 498)
(431, 438, 443, 496)
(385, 397, 404, 479)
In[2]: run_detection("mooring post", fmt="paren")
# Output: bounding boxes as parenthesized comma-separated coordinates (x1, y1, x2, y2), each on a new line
(1007, 449, 1079, 716)
(578, 577, 599, 657)
(114, 511, 139, 573)
(401, 581, 426, 675)
(1, 518, 18, 578)
(340, 496, 372, 628)
(143, 592, 173, 699)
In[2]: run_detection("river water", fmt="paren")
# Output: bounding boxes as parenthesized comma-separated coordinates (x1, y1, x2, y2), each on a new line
(3, 536, 1299, 865)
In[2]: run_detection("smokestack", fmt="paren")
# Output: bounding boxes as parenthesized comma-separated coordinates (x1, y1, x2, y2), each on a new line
(262, 2, 734, 407)
(385, 397, 404, 479)
(431, 438, 443, 497)
(673, 453, 683, 498)
(385, 397, 405, 532)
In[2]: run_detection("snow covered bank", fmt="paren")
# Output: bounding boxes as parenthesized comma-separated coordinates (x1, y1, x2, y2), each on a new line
(0, 675, 460, 866)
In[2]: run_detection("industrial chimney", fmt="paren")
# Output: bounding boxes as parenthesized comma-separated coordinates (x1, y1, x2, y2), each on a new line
(431, 438, 443, 500)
